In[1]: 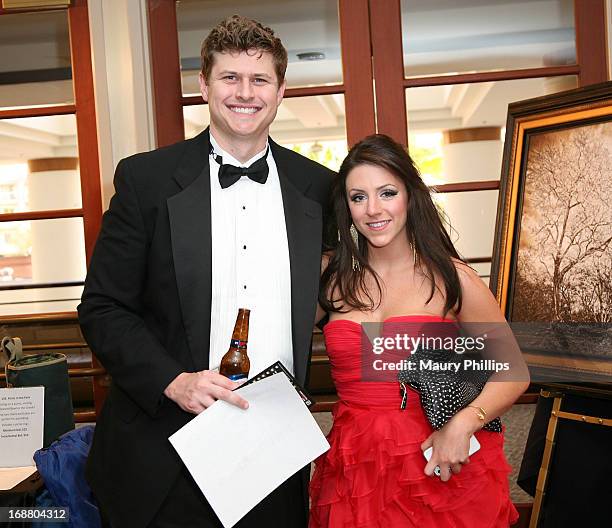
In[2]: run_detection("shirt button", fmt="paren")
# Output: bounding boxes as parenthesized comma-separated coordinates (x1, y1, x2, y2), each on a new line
(243, 245, 247, 250)
(243, 285, 247, 290)
(242, 205, 246, 210)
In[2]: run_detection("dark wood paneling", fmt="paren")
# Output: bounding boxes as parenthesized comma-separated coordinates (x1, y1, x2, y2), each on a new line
(69, 0, 102, 265)
(0, 311, 77, 324)
(0, 104, 75, 119)
(0, 317, 97, 413)
(0, 6, 65, 14)
(67, 1, 106, 413)
(310, 394, 338, 413)
(338, 0, 376, 146)
(181, 84, 346, 108)
(75, 410, 97, 422)
(28, 157, 79, 172)
(167, 93, 203, 108)
(0, 280, 84, 291)
(0, 209, 83, 222)
(432, 180, 500, 193)
(148, 0, 184, 146)
(464, 256, 492, 264)
(369, 0, 408, 146)
(575, 0, 609, 86)
(404, 65, 580, 88)
(444, 127, 501, 144)
(283, 85, 345, 98)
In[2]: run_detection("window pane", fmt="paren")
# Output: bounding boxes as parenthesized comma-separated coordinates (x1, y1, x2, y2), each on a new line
(176, 0, 342, 94)
(0, 114, 80, 213)
(406, 76, 578, 185)
(0, 10, 73, 108)
(183, 93, 347, 171)
(401, 0, 576, 77)
(434, 190, 498, 259)
(0, 284, 83, 316)
(0, 217, 86, 287)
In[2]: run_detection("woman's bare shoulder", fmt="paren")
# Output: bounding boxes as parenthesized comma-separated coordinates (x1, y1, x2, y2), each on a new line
(452, 259, 505, 321)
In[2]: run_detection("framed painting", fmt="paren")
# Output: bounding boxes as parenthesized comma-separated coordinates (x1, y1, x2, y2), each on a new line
(490, 81, 612, 385)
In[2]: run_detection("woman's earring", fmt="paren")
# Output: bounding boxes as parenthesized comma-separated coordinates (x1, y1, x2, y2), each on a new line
(350, 223, 361, 271)
(411, 241, 419, 267)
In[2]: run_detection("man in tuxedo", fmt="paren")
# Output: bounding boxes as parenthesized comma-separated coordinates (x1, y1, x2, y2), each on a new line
(78, 15, 332, 528)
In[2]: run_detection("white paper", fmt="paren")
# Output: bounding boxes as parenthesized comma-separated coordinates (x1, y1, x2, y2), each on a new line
(0, 386, 44, 467)
(169, 372, 329, 528)
(0, 466, 37, 490)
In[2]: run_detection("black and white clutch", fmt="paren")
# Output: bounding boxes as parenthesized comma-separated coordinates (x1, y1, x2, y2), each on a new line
(398, 347, 502, 433)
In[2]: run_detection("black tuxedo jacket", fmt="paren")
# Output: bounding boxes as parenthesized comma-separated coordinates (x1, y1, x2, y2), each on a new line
(78, 129, 333, 527)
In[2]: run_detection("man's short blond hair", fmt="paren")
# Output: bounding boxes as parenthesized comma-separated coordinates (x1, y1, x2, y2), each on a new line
(201, 15, 288, 83)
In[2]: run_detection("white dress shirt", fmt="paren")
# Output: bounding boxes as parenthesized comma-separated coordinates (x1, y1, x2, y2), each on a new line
(208, 134, 294, 376)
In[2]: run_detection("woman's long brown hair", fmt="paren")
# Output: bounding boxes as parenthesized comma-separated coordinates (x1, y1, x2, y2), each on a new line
(319, 134, 464, 316)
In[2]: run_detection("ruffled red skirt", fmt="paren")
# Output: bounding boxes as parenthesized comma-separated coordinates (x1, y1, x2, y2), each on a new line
(309, 400, 518, 527)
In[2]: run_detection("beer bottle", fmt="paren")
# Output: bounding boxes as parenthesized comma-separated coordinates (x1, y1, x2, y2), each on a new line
(219, 308, 250, 381)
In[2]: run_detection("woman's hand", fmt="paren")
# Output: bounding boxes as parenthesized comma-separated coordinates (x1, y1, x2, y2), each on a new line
(421, 408, 482, 481)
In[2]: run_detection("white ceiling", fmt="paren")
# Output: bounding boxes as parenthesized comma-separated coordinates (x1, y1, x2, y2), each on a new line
(0, 114, 77, 161)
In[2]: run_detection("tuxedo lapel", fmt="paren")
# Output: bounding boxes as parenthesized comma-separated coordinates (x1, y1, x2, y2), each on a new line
(272, 141, 323, 386)
(167, 130, 212, 371)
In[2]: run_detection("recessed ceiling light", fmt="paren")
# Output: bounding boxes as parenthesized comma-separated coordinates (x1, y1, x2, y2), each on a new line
(297, 52, 326, 61)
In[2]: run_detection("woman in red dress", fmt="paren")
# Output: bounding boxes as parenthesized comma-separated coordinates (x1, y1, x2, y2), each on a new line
(310, 134, 529, 527)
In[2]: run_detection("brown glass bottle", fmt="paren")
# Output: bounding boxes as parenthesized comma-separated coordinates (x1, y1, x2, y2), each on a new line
(219, 308, 251, 381)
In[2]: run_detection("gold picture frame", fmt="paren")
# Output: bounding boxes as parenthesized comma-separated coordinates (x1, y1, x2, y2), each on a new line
(490, 81, 612, 384)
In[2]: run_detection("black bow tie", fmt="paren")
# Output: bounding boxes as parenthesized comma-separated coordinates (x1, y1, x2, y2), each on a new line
(210, 145, 269, 189)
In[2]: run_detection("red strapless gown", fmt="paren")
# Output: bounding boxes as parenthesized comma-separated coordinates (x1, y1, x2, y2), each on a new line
(309, 315, 518, 528)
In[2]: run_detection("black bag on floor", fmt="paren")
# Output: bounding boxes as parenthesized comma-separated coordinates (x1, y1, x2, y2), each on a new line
(2, 336, 74, 447)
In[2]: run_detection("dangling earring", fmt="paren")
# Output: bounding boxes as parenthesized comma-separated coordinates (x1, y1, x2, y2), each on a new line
(411, 240, 419, 267)
(350, 223, 361, 271)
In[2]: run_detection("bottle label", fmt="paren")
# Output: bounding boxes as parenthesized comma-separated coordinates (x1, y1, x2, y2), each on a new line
(227, 373, 247, 381)
(230, 339, 247, 349)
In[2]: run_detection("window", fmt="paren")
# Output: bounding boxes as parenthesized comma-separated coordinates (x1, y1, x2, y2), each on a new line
(0, 1, 101, 315)
(148, 0, 608, 283)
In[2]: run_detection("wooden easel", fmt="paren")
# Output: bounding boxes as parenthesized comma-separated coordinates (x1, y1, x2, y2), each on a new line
(529, 385, 612, 528)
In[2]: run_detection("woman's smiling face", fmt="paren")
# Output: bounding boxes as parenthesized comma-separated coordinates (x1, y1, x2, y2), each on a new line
(346, 164, 410, 250)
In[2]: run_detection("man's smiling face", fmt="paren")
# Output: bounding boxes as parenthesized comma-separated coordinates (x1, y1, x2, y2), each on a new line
(200, 49, 286, 148)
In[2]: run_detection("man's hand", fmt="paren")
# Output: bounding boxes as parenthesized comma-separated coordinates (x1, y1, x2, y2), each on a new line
(163, 370, 249, 414)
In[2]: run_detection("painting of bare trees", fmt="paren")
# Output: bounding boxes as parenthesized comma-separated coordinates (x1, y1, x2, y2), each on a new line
(490, 83, 612, 382)
(512, 123, 612, 322)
